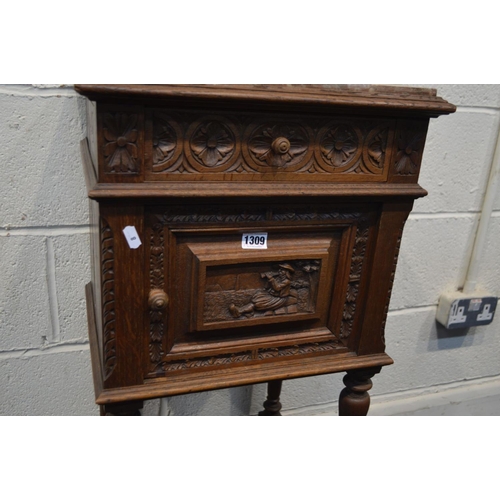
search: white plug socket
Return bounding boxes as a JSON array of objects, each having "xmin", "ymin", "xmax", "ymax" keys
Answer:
[{"xmin": 436, "ymin": 290, "xmax": 498, "ymax": 330}]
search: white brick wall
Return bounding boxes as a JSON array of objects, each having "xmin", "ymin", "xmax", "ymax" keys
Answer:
[
  {"xmin": 1, "ymin": 84, "xmax": 499, "ymax": 416},
  {"xmin": 0, "ymin": 85, "xmax": 96, "ymax": 415}
]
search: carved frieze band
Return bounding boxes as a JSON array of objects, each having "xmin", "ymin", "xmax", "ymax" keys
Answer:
[
  {"xmin": 149, "ymin": 223, "xmax": 165, "ymax": 364},
  {"xmin": 103, "ymin": 111, "xmax": 429, "ymax": 178},
  {"xmin": 158, "ymin": 210, "xmax": 267, "ymax": 225},
  {"xmin": 100, "ymin": 218, "xmax": 117, "ymax": 379},
  {"xmin": 159, "ymin": 341, "xmax": 343, "ymax": 373},
  {"xmin": 157, "ymin": 206, "xmax": 361, "ymax": 225},
  {"xmin": 148, "ymin": 113, "xmax": 393, "ymax": 176}
]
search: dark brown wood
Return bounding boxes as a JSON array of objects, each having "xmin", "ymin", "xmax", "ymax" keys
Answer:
[
  {"xmin": 338, "ymin": 368, "xmax": 381, "ymax": 416},
  {"xmin": 87, "ymin": 182, "xmax": 429, "ymax": 200},
  {"xmin": 76, "ymin": 84, "xmax": 455, "ymax": 416},
  {"xmin": 95, "ymin": 352, "xmax": 394, "ymax": 405},
  {"xmin": 356, "ymin": 201, "xmax": 414, "ymax": 355},
  {"xmin": 259, "ymin": 380, "xmax": 283, "ymax": 416},
  {"xmin": 74, "ymin": 84, "xmax": 456, "ymax": 116}
]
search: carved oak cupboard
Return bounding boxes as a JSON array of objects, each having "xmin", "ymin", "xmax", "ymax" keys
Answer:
[{"xmin": 75, "ymin": 84, "xmax": 455, "ymax": 416}]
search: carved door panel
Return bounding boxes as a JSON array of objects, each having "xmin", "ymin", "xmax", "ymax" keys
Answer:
[{"xmin": 145, "ymin": 203, "xmax": 376, "ymax": 379}]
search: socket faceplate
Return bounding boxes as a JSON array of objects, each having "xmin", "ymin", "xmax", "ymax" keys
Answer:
[{"xmin": 437, "ymin": 292, "xmax": 498, "ymax": 329}]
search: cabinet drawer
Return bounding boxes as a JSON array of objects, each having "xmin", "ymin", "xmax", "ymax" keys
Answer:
[
  {"xmin": 95, "ymin": 103, "xmax": 430, "ymax": 185},
  {"xmin": 146, "ymin": 110, "xmax": 396, "ymax": 182}
]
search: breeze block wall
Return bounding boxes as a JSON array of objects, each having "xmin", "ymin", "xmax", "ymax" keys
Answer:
[{"xmin": 1, "ymin": 84, "xmax": 499, "ymax": 416}]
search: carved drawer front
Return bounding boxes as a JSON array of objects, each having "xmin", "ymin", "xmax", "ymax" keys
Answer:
[
  {"xmin": 146, "ymin": 110, "xmax": 396, "ymax": 182},
  {"xmin": 145, "ymin": 204, "xmax": 375, "ymax": 378},
  {"xmin": 94, "ymin": 104, "xmax": 436, "ymax": 184}
]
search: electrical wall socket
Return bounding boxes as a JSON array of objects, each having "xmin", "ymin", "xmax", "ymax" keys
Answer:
[{"xmin": 436, "ymin": 290, "xmax": 498, "ymax": 330}]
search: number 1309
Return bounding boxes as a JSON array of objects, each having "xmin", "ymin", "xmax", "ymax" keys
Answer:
[{"xmin": 242, "ymin": 233, "xmax": 268, "ymax": 249}]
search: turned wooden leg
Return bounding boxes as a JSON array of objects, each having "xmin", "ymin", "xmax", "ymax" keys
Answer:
[
  {"xmin": 100, "ymin": 400, "xmax": 143, "ymax": 416},
  {"xmin": 338, "ymin": 368, "xmax": 381, "ymax": 416},
  {"xmin": 258, "ymin": 380, "xmax": 283, "ymax": 416}
]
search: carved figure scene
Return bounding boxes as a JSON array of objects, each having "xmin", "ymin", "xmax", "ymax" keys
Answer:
[{"xmin": 203, "ymin": 260, "xmax": 320, "ymax": 324}]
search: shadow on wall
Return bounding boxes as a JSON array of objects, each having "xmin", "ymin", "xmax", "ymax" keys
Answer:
[
  {"xmin": 162, "ymin": 385, "xmax": 254, "ymax": 416},
  {"xmin": 432, "ymin": 321, "xmax": 486, "ymax": 350}
]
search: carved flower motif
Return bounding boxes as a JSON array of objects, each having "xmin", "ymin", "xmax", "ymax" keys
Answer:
[
  {"xmin": 190, "ymin": 121, "xmax": 235, "ymax": 167},
  {"xmin": 320, "ymin": 125, "xmax": 359, "ymax": 168},
  {"xmin": 367, "ymin": 129, "xmax": 387, "ymax": 167},
  {"xmin": 153, "ymin": 122, "xmax": 177, "ymax": 166},
  {"xmin": 249, "ymin": 125, "xmax": 308, "ymax": 167},
  {"xmin": 103, "ymin": 113, "xmax": 139, "ymax": 173},
  {"xmin": 395, "ymin": 132, "xmax": 424, "ymax": 175}
]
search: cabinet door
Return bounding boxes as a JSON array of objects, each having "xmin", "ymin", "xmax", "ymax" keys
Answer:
[{"xmin": 144, "ymin": 203, "xmax": 377, "ymax": 379}]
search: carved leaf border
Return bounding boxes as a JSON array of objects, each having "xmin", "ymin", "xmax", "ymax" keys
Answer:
[
  {"xmin": 160, "ymin": 341, "xmax": 344, "ymax": 373},
  {"xmin": 339, "ymin": 221, "xmax": 370, "ymax": 341},
  {"xmin": 101, "ymin": 218, "xmax": 117, "ymax": 379},
  {"xmin": 149, "ymin": 223, "xmax": 166, "ymax": 364}
]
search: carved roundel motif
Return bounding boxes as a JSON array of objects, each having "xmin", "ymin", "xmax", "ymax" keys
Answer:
[
  {"xmin": 152, "ymin": 113, "xmax": 183, "ymax": 172},
  {"xmin": 243, "ymin": 122, "xmax": 313, "ymax": 171},
  {"xmin": 185, "ymin": 117, "xmax": 240, "ymax": 172},
  {"xmin": 315, "ymin": 123, "xmax": 362, "ymax": 172},
  {"xmin": 362, "ymin": 125, "xmax": 389, "ymax": 174}
]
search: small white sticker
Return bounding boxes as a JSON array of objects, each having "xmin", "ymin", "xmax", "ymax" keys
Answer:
[
  {"xmin": 242, "ymin": 233, "xmax": 268, "ymax": 249},
  {"xmin": 122, "ymin": 226, "xmax": 142, "ymax": 249}
]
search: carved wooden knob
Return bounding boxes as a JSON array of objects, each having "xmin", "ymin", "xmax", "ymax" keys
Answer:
[
  {"xmin": 271, "ymin": 137, "xmax": 291, "ymax": 155},
  {"xmin": 148, "ymin": 289, "xmax": 169, "ymax": 310}
]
